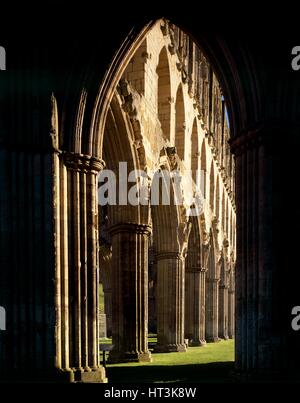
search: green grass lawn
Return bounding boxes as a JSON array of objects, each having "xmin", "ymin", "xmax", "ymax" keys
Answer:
[{"xmin": 106, "ymin": 340, "xmax": 235, "ymax": 383}]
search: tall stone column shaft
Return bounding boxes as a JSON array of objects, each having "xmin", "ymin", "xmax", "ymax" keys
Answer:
[
  {"xmin": 218, "ymin": 284, "xmax": 229, "ymax": 339},
  {"xmin": 155, "ymin": 252, "xmax": 186, "ymax": 352},
  {"xmin": 231, "ymin": 128, "xmax": 280, "ymax": 373},
  {"xmin": 0, "ymin": 149, "xmax": 57, "ymax": 380},
  {"xmin": 108, "ymin": 223, "xmax": 152, "ymax": 363},
  {"xmin": 228, "ymin": 288, "xmax": 235, "ymax": 339},
  {"xmin": 184, "ymin": 267, "xmax": 206, "ymax": 346},
  {"xmin": 205, "ymin": 278, "xmax": 220, "ymax": 342},
  {"xmin": 103, "ymin": 289, "xmax": 112, "ymax": 337},
  {"xmin": 199, "ymin": 268, "xmax": 207, "ymax": 343},
  {"xmin": 54, "ymin": 152, "xmax": 107, "ymax": 382}
]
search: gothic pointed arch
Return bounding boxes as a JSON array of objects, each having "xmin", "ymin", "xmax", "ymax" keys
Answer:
[
  {"xmin": 191, "ymin": 118, "xmax": 199, "ymax": 184},
  {"xmin": 157, "ymin": 46, "xmax": 171, "ymax": 140},
  {"xmin": 215, "ymin": 175, "xmax": 220, "ymax": 219},
  {"xmin": 200, "ymin": 139, "xmax": 207, "ymax": 198},
  {"xmin": 209, "ymin": 161, "xmax": 215, "ymax": 211},
  {"xmin": 175, "ymin": 84, "xmax": 185, "ymax": 161}
]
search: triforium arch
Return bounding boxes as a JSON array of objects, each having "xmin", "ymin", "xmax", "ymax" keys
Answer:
[
  {"xmin": 209, "ymin": 161, "xmax": 215, "ymax": 211},
  {"xmin": 190, "ymin": 118, "xmax": 199, "ymax": 184},
  {"xmin": 157, "ymin": 46, "xmax": 172, "ymax": 141},
  {"xmin": 200, "ymin": 139, "xmax": 207, "ymax": 198},
  {"xmin": 174, "ymin": 84, "xmax": 185, "ymax": 161}
]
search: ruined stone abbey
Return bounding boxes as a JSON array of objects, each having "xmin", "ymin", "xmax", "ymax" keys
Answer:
[
  {"xmin": 99, "ymin": 20, "xmax": 236, "ymax": 364},
  {"xmin": 1, "ymin": 13, "xmax": 299, "ymax": 383}
]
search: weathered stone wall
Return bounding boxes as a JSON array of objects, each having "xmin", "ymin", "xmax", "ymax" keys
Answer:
[{"xmin": 120, "ymin": 19, "xmax": 236, "ymax": 263}]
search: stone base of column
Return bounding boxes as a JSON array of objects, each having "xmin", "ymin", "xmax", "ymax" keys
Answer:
[
  {"xmin": 219, "ymin": 335, "xmax": 229, "ymax": 340},
  {"xmin": 73, "ymin": 368, "xmax": 108, "ymax": 383},
  {"xmin": 154, "ymin": 344, "xmax": 187, "ymax": 353},
  {"xmin": 108, "ymin": 350, "xmax": 152, "ymax": 363},
  {"xmin": 0, "ymin": 367, "xmax": 108, "ymax": 383},
  {"xmin": 188, "ymin": 339, "xmax": 206, "ymax": 347},
  {"xmin": 206, "ymin": 336, "xmax": 221, "ymax": 343}
]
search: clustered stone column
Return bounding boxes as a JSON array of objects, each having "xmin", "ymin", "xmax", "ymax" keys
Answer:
[
  {"xmin": 205, "ymin": 277, "xmax": 220, "ymax": 342},
  {"xmin": 99, "ymin": 244, "xmax": 113, "ymax": 337},
  {"xmin": 218, "ymin": 271, "xmax": 229, "ymax": 340},
  {"xmin": 54, "ymin": 152, "xmax": 107, "ymax": 383},
  {"xmin": 155, "ymin": 252, "xmax": 187, "ymax": 352},
  {"xmin": 108, "ymin": 223, "xmax": 152, "ymax": 363},
  {"xmin": 103, "ymin": 289, "xmax": 112, "ymax": 338},
  {"xmin": 230, "ymin": 128, "xmax": 279, "ymax": 373},
  {"xmin": 199, "ymin": 267, "xmax": 207, "ymax": 343},
  {"xmin": 184, "ymin": 264, "xmax": 206, "ymax": 346},
  {"xmin": 228, "ymin": 269, "xmax": 235, "ymax": 339},
  {"xmin": 0, "ymin": 149, "xmax": 58, "ymax": 381}
]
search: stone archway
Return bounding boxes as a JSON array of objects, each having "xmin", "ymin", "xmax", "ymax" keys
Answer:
[
  {"xmin": 151, "ymin": 152, "xmax": 191, "ymax": 353},
  {"xmin": 174, "ymin": 85, "xmax": 185, "ymax": 161},
  {"xmin": 157, "ymin": 47, "xmax": 172, "ymax": 141},
  {"xmin": 100, "ymin": 94, "xmax": 152, "ymax": 363},
  {"xmin": 3, "ymin": 14, "xmax": 298, "ymax": 383}
]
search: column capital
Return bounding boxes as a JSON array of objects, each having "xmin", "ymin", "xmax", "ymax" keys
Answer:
[
  {"xmin": 156, "ymin": 251, "xmax": 183, "ymax": 261},
  {"xmin": 186, "ymin": 266, "xmax": 202, "ymax": 273},
  {"xmin": 206, "ymin": 278, "xmax": 220, "ymax": 284},
  {"xmin": 62, "ymin": 151, "xmax": 105, "ymax": 173},
  {"xmin": 108, "ymin": 222, "xmax": 152, "ymax": 236},
  {"xmin": 229, "ymin": 124, "xmax": 277, "ymax": 156}
]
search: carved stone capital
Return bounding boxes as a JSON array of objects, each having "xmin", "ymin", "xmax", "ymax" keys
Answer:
[
  {"xmin": 166, "ymin": 146, "xmax": 180, "ymax": 170},
  {"xmin": 156, "ymin": 251, "xmax": 183, "ymax": 261},
  {"xmin": 229, "ymin": 124, "xmax": 280, "ymax": 156},
  {"xmin": 219, "ymin": 284, "xmax": 229, "ymax": 290},
  {"xmin": 206, "ymin": 278, "xmax": 220, "ymax": 284},
  {"xmin": 108, "ymin": 222, "xmax": 152, "ymax": 236},
  {"xmin": 160, "ymin": 19, "xmax": 169, "ymax": 36},
  {"xmin": 223, "ymin": 237, "xmax": 229, "ymax": 247},
  {"xmin": 63, "ymin": 152, "xmax": 105, "ymax": 173},
  {"xmin": 186, "ymin": 266, "xmax": 202, "ymax": 273},
  {"xmin": 201, "ymin": 242, "xmax": 211, "ymax": 268},
  {"xmin": 99, "ymin": 243, "xmax": 112, "ymax": 261}
]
